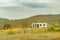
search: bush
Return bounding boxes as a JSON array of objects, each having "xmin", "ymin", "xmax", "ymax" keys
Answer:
[
  {"xmin": 6, "ymin": 28, "xmax": 23, "ymax": 34},
  {"xmin": 3, "ymin": 24, "xmax": 11, "ymax": 29},
  {"xmin": 48, "ymin": 26, "xmax": 54, "ymax": 31},
  {"xmin": 7, "ymin": 30, "xmax": 15, "ymax": 35},
  {"xmin": 54, "ymin": 28, "xmax": 60, "ymax": 32}
]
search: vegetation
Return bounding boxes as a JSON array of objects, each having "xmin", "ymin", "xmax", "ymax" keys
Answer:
[
  {"xmin": 0, "ymin": 15, "xmax": 60, "ymax": 30},
  {"xmin": 3, "ymin": 24, "xmax": 11, "ymax": 29}
]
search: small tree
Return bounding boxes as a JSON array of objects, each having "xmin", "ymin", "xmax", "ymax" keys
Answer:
[{"xmin": 3, "ymin": 24, "xmax": 11, "ymax": 29}]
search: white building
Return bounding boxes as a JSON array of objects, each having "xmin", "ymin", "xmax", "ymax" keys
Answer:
[{"xmin": 32, "ymin": 23, "xmax": 47, "ymax": 28}]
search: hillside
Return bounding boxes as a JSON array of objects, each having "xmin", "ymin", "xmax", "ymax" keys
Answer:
[
  {"xmin": 0, "ymin": 14, "xmax": 60, "ymax": 29},
  {"xmin": 14, "ymin": 15, "xmax": 60, "ymax": 28}
]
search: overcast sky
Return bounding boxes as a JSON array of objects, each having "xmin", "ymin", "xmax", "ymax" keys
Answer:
[{"xmin": 0, "ymin": 0, "xmax": 60, "ymax": 19}]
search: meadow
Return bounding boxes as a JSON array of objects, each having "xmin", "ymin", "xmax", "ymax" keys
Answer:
[{"xmin": 0, "ymin": 28, "xmax": 60, "ymax": 40}]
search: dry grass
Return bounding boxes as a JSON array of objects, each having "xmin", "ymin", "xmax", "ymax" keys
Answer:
[
  {"xmin": 51, "ymin": 38, "xmax": 60, "ymax": 40},
  {"xmin": 0, "ymin": 28, "xmax": 60, "ymax": 40},
  {"xmin": 0, "ymin": 28, "xmax": 60, "ymax": 34}
]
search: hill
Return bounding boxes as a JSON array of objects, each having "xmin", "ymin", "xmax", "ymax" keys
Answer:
[{"xmin": 0, "ymin": 14, "xmax": 60, "ymax": 29}]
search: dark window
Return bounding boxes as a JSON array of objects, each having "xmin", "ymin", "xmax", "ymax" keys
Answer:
[
  {"xmin": 33, "ymin": 24, "xmax": 34, "ymax": 27},
  {"xmin": 40, "ymin": 24, "xmax": 42, "ymax": 26},
  {"xmin": 43, "ymin": 24, "xmax": 45, "ymax": 26},
  {"xmin": 35, "ymin": 24, "xmax": 37, "ymax": 28},
  {"xmin": 37, "ymin": 24, "xmax": 39, "ymax": 28}
]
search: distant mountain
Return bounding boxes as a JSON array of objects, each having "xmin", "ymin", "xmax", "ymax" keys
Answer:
[{"xmin": 0, "ymin": 18, "xmax": 9, "ymax": 21}]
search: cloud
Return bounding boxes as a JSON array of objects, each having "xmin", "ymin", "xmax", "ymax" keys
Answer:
[
  {"xmin": 0, "ymin": 0, "xmax": 22, "ymax": 7},
  {"xmin": 22, "ymin": 2, "xmax": 49, "ymax": 8},
  {"xmin": 0, "ymin": 0, "xmax": 60, "ymax": 19},
  {"xmin": 20, "ymin": 0, "xmax": 60, "ymax": 9},
  {"xmin": 0, "ymin": 0, "xmax": 59, "ymax": 8},
  {"xmin": 20, "ymin": 0, "xmax": 52, "ymax": 3}
]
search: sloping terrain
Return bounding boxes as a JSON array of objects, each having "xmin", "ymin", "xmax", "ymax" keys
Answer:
[{"xmin": 0, "ymin": 14, "xmax": 60, "ymax": 29}]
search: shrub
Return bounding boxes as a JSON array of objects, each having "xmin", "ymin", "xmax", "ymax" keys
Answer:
[
  {"xmin": 6, "ymin": 28, "xmax": 23, "ymax": 34},
  {"xmin": 7, "ymin": 30, "xmax": 15, "ymax": 35},
  {"xmin": 48, "ymin": 26, "xmax": 54, "ymax": 31},
  {"xmin": 3, "ymin": 24, "xmax": 11, "ymax": 29},
  {"xmin": 54, "ymin": 28, "xmax": 60, "ymax": 32}
]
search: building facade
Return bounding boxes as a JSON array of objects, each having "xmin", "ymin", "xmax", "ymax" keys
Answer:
[{"xmin": 32, "ymin": 23, "xmax": 47, "ymax": 28}]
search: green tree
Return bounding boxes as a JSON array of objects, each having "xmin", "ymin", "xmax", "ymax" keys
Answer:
[{"xmin": 3, "ymin": 24, "xmax": 11, "ymax": 29}]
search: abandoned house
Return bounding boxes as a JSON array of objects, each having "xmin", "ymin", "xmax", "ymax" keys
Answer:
[{"xmin": 32, "ymin": 23, "xmax": 47, "ymax": 28}]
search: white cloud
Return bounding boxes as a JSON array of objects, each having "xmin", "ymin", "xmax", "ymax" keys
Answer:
[
  {"xmin": 0, "ymin": 0, "xmax": 60, "ymax": 19},
  {"xmin": 0, "ymin": 0, "xmax": 22, "ymax": 7},
  {"xmin": 0, "ymin": 0, "xmax": 56, "ymax": 7},
  {"xmin": 20, "ymin": 0, "xmax": 52, "ymax": 3},
  {"xmin": 0, "ymin": 0, "xmax": 59, "ymax": 7}
]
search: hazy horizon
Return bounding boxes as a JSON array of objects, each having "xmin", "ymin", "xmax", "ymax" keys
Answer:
[{"xmin": 0, "ymin": 0, "xmax": 60, "ymax": 19}]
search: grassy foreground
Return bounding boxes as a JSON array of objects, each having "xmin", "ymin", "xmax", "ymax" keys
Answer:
[{"xmin": 0, "ymin": 28, "xmax": 60, "ymax": 40}]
